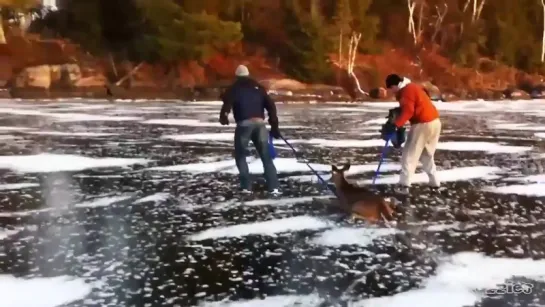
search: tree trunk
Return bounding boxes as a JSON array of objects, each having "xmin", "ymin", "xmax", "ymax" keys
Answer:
[
  {"xmin": 108, "ymin": 53, "xmax": 118, "ymax": 79},
  {"xmin": 337, "ymin": 29, "xmax": 343, "ymax": 84},
  {"xmin": 542, "ymin": 0, "xmax": 545, "ymax": 62},
  {"xmin": 310, "ymin": 0, "xmax": 320, "ymax": 21},
  {"xmin": 0, "ymin": 15, "xmax": 6, "ymax": 44}
]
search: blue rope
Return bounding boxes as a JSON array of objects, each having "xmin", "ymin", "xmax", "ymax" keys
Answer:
[
  {"xmin": 279, "ymin": 135, "xmax": 339, "ymax": 198},
  {"xmin": 278, "ymin": 133, "xmax": 393, "ymax": 197},
  {"xmin": 372, "ymin": 134, "xmax": 393, "ymax": 185}
]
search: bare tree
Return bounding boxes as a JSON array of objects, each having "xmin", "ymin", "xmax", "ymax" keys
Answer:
[
  {"xmin": 431, "ymin": 3, "xmax": 448, "ymax": 43},
  {"xmin": 407, "ymin": 0, "xmax": 417, "ymax": 43},
  {"xmin": 541, "ymin": 0, "xmax": 545, "ymax": 62},
  {"xmin": 463, "ymin": 0, "xmax": 485, "ymax": 23},
  {"xmin": 346, "ymin": 32, "xmax": 367, "ymax": 96},
  {"xmin": 0, "ymin": 15, "xmax": 5, "ymax": 44},
  {"xmin": 407, "ymin": 0, "xmax": 426, "ymax": 45}
]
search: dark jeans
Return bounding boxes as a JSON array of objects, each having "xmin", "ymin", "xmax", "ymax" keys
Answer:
[{"xmin": 234, "ymin": 122, "xmax": 279, "ymax": 191}]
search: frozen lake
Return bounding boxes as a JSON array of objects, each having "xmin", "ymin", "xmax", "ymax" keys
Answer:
[{"xmin": 0, "ymin": 99, "xmax": 544, "ymax": 306}]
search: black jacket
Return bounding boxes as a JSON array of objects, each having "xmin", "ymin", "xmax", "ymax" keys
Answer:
[{"xmin": 220, "ymin": 77, "xmax": 278, "ymax": 128}]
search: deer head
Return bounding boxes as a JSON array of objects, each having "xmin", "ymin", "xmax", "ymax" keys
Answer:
[{"xmin": 331, "ymin": 162, "xmax": 351, "ymax": 186}]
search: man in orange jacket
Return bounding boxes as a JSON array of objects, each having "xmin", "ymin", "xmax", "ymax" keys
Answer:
[{"xmin": 383, "ymin": 74, "xmax": 441, "ymax": 195}]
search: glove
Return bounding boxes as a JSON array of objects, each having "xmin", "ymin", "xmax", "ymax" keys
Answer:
[
  {"xmin": 269, "ymin": 120, "xmax": 281, "ymax": 139},
  {"xmin": 219, "ymin": 114, "xmax": 229, "ymax": 125},
  {"xmin": 391, "ymin": 127, "xmax": 406, "ymax": 148},
  {"xmin": 270, "ymin": 126, "xmax": 281, "ymax": 139}
]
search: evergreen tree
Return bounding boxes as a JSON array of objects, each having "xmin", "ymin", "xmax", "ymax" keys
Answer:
[{"xmin": 281, "ymin": 0, "xmax": 332, "ymax": 83}]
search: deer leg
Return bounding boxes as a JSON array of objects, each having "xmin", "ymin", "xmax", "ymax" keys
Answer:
[{"xmin": 380, "ymin": 200, "xmax": 395, "ymax": 221}]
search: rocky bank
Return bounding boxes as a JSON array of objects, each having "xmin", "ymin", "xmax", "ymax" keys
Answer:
[{"xmin": 2, "ymin": 34, "xmax": 545, "ymax": 102}]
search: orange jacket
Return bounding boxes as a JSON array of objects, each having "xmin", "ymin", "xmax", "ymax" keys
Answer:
[{"xmin": 394, "ymin": 83, "xmax": 439, "ymax": 128}]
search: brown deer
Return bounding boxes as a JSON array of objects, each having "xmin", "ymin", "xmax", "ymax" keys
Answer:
[{"xmin": 331, "ymin": 162, "xmax": 396, "ymax": 223}]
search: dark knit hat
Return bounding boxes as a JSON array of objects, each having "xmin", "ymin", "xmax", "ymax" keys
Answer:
[{"xmin": 385, "ymin": 74, "xmax": 403, "ymax": 89}]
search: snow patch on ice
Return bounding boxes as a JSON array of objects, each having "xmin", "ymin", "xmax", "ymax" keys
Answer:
[
  {"xmin": 492, "ymin": 123, "xmax": 545, "ymax": 131},
  {"xmin": 0, "ymin": 126, "xmax": 33, "ymax": 131},
  {"xmin": 484, "ymin": 173, "xmax": 545, "ymax": 196},
  {"xmin": 0, "ymin": 182, "xmax": 39, "ymax": 190},
  {"xmin": 0, "ymin": 275, "xmax": 92, "ymax": 307},
  {"xmin": 0, "ymin": 153, "xmax": 150, "ymax": 173},
  {"xmin": 23, "ymin": 131, "xmax": 118, "ymax": 137},
  {"xmin": 308, "ymin": 138, "xmax": 385, "ymax": 148},
  {"xmin": 437, "ymin": 141, "xmax": 531, "ymax": 154},
  {"xmin": 187, "ymin": 216, "xmax": 333, "ymax": 241},
  {"xmin": 48, "ymin": 112, "xmax": 142, "ymax": 122},
  {"xmin": 0, "ymin": 208, "xmax": 50, "ymax": 218},
  {"xmin": 362, "ymin": 166, "xmax": 502, "ymax": 185},
  {"xmin": 311, "ymin": 227, "xmax": 398, "ymax": 247},
  {"xmin": 484, "ymin": 183, "xmax": 545, "ymax": 197},
  {"xmin": 0, "ymin": 227, "xmax": 23, "ymax": 240},
  {"xmin": 134, "ymin": 193, "xmax": 171, "ymax": 204},
  {"xmin": 143, "ymin": 118, "xmax": 305, "ymax": 129},
  {"xmin": 0, "ymin": 108, "xmax": 142, "ymax": 122},
  {"xmin": 74, "ymin": 194, "xmax": 135, "ymax": 208},
  {"xmin": 147, "ymin": 157, "xmax": 400, "ymax": 176}
]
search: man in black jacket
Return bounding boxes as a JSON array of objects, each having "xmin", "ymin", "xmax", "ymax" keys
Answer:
[{"xmin": 219, "ymin": 65, "xmax": 281, "ymax": 196}]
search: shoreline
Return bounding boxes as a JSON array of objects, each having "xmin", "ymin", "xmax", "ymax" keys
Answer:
[{"xmin": 1, "ymin": 86, "xmax": 542, "ymax": 103}]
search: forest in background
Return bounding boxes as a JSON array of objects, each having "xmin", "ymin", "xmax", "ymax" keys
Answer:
[{"xmin": 0, "ymin": 0, "xmax": 545, "ymax": 97}]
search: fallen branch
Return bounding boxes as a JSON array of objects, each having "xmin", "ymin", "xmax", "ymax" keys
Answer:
[{"xmin": 115, "ymin": 62, "xmax": 143, "ymax": 87}]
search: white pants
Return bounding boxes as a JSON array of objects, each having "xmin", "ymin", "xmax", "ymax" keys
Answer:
[{"xmin": 399, "ymin": 118, "xmax": 441, "ymax": 187}]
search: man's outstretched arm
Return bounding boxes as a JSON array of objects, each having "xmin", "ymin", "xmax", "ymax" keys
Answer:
[{"xmin": 219, "ymin": 89, "xmax": 233, "ymax": 117}]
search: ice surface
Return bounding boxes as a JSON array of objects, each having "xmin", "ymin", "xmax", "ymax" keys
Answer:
[
  {"xmin": 0, "ymin": 227, "xmax": 23, "ymax": 240},
  {"xmin": 187, "ymin": 216, "xmax": 333, "ymax": 241},
  {"xmin": 143, "ymin": 118, "xmax": 225, "ymax": 127},
  {"xmin": 48, "ymin": 112, "xmax": 142, "ymax": 122},
  {"xmin": 163, "ymin": 133, "xmax": 234, "ymax": 142},
  {"xmin": 23, "ymin": 131, "xmax": 118, "ymax": 137},
  {"xmin": 0, "ymin": 275, "xmax": 92, "ymax": 307},
  {"xmin": 308, "ymin": 138, "xmax": 385, "ymax": 147},
  {"xmin": 161, "ymin": 134, "xmax": 528, "ymax": 153},
  {"xmin": 202, "ymin": 252, "xmax": 545, "ymax": 307},
  {"xmin": 199, "ymin": 294, "xmax": 322, "ymax": 307},
  {"xmin": 311, "ymin": 227, "xmax": 398, "ymax": 247},
  {"xmin": 361, "ymin": 166, "xmax": 502, "ymax": 185},
  {"xmin": 147, "ymin": 157, "xmax": 401, "ymax": 176},
  {"xmin": 355, "ymin": 252, "xmax": 545, "ymax": 307},
  {"xmin": 0, "ymin": 182, "xmax": 39, "ymax": 190},
  {"xmin": 0, "ymin": 126, "xmax": 33, "ymax": 131},
  {"xmin": 74, "ymin": 194, "xmax": 135, "ymax": 208},
  {"xmin": 492, "ymin": 123, "xmax": 545, "ymax": 131},
  {"xmin": 483, "ymin": 183, "xmax": 545, "ymax": 197},
  {"xmin": 484, "ymin": 174, "xmax": 545, "ymax": 196},
  {"xmin": 162, "ymin": 133, "xmax": 308, "ymax": 144},
  {"xmin": 143, "ymin": 118, "xmax": 305, "ymax": 129},
  {"xmin": 436, "ymin": 142, "xmax": 531, "ymax": 153},
  {"xmin": 0, "ymin": 153, "xmax": 150, "ymax": 173},
  {"xmin": 535, "ymin": 132, "xmax": 545, "ymax": 138},
  {"xmin": 213, "ymin": 195, "xmax": 332, "ymax": 210},
  {"xmin": 0, "ymin": 208, "xmax": 50, "ymax": 218},
  {"xmin": 134, "ymin": 192, "xmax": 171, "ymax": 204},
  {"xmin": 0, "ymin": 108, "xmax": 142, "ymax": 122}
]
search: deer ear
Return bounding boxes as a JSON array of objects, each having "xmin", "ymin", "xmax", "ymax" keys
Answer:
[
  {"xmin": 331, "ymin": 165, "xmax": 337, "ymax": 172},
  {"xmin": 343, "ymin": 162, "xmax": 351, "ymax": 171}
]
